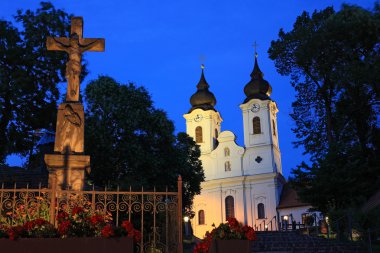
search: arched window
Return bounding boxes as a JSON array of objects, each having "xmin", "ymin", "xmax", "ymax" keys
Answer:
[
  {"xmin": 225, "ymin": 161, "xmax": 231, "ymax": 171},
  {"xmin": 214, "ymin": 129, "xmax": 219, "ymax": 147},
  {"xmin": 257, "ymin": 203, "xmax": 265, "ymax": 219},
  {"xmin": 195, "ymin": 126, "xmax": 203, "ymax": 143},
  {"xmin": 272, "ymin": 119, "xmax": 276, "ymax": 136},
  {"xmin": 225, "ymin": 196, "xmax": 235, "ymax": 219},
  {"xmin": 253, "ymin": 117, "xmax": 261, "ymax": 134},
  {"xmin": 224, "ymin": 147, "xmax": 230, "ymax": 157},
  {"xmin": 198, "ymin": 210, "xmax": 205, "ymax": 225}
]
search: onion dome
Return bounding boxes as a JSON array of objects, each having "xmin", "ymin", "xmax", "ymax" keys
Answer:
[
  {"xmin": 243, "ymin": 53, "xmax": 272, "ymax": 103},
  {"xmin": 189, "ymin": 65, "xmax": 217, "ymax": 113}
]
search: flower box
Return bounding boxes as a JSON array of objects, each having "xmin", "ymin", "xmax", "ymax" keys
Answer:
[
  {"xmin": 0, "ymin": 237, "xmax": 133, "ymax": 253},
  {"xmin": 209, "ymin": 239, "xmax": 252, "ymax": 253}
]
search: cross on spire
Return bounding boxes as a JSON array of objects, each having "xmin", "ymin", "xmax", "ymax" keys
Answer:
[
  {"xmin": 252, "ymin": 41, "xmax": 259, "ymax": 58},
  {"xmin": 199, "ymin": 55, "xmax": 206, "ymax": 69}
]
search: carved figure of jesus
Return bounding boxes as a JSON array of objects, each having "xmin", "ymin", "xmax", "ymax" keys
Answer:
[{"xmin": 47, "ymin": 17, "xmax": 105, "ymax": 102}]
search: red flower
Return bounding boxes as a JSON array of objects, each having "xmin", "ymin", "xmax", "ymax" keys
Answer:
[
  {"xmin": 90, "ymin": 214, "xmax": 104, "ymax": 225},
  {"xmin": 57, "ymin": 211, "xmax": 69, "ymax": 221},
  {"xmin": 101, "ymin": 224, "xmax": 114, "ymax": 238},
  {"xmin": 34, "ymin": 218, "xmax": 47, "ymax": 226},
  {"xmin": 132, "ymin": 230, "xmax": 142, "ymax": 243},
  {"xmin": 8, "ymin": 226, "xmax": 24, "ymax": 240},
  {"xmin": 58, "ymin": 220, "xmax": 71, "ymax": 236},
  {"xmin": 23, "ymin": 220, "xmax": 35, "ymax": 231},
  {"xmin": 71, "ymin": 206, "xmax": 84, "ymax": 216},
  {"xmin": 245, "ymin": 228, "xmax": 257, "ymax": 241},
  {"xmin": 242, "ymin": 225, "xmax": 250, "ymax": 232},
  {"xmin": 227, "ymin": 217, "xmax": 239, "ymax": 229},
  {"xmin": 121, "ymin": 220, "xmax": 134, "ymax": 233}
]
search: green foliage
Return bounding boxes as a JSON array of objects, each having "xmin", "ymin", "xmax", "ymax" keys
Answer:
[
  {"xmin": 269, "ymin": 3, "xmax": 380, "ymax": 213},
  {"xmin": 84, "ymin": 76, "xmax": 204, "ymax": 210},
  {"xmin": 0, "ymin": 2, "xmax": 88, "ymax": 165}
]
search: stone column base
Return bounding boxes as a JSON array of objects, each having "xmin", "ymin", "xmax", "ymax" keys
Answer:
[{"xmin": 44, "ymin": 154, "xmax": 90, "ymax": 190}]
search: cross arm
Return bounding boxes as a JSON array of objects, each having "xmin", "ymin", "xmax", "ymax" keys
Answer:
[
  {"xmin": 79, "ymin": 38, "xmax": 105, "ymax": 52},
  {"xmin": 46, "ymin": 37, "xmax": 70, "ymax": 51}
]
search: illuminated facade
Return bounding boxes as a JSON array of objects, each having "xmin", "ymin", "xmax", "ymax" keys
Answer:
[{"xmin": 184, "ymin": 54, "xmax": 310, "ymax": 238}]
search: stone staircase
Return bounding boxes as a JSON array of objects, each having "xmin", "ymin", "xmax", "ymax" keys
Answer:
[{"xmin": 253, "ymin": 231, "xmax": 367, "ymax": 253}]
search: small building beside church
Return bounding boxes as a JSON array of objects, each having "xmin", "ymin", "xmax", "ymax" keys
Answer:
[{"xmin": 183, "ymin": 52, "xmax": 316, "ymax": 238}]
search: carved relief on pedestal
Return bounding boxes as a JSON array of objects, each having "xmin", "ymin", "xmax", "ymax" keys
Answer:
[{"xmin": 54, "ymin": 103, "xmax": 84, "ymax": 154}]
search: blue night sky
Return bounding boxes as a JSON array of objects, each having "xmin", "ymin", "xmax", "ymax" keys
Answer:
[{"xmin": 2, "ymin": 0, "xmax": 375, "ymax": 178}]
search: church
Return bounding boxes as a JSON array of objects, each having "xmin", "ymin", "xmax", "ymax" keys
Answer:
[{"xmin": 183, "ymin": 52, "xmax": 315, "ymax": 238}]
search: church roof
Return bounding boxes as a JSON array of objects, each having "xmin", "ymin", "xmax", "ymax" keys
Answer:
[
  {"xmin": 243, "ymin": 53, "xmax": 272, "ymax": 103},
  {"xmin": 189, "ymin": 65, "xmax": 217, "ymax": 113},
  {"xmin": 277, "ymin": 183, "xmax": 310, "ymax": 209}
]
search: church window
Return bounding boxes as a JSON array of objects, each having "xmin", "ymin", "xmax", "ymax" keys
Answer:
[
  {"xmin": 225, "ymin": 161, "xmax": 231, "ymax": 171},
  {"xmin": 272, "ymin": 119, "xmax": 276, "ymax": 136},
  {"xmin": 198, "ymin": 210, "xmax": 205, "ymax": 225},
  {"xmin": 214, "ymin": 129, "xmax": 219, "ymax": 147},
  {"xmin": 225, "ymin": 196, "xmax": 235, "ymax": 219},
  {"xmin": 224, "ymin": 147, "xmax": 230, "ymax": 157},
  {"xmin": 195, "ymin": 126, "xmax": 203, "ymax": 143},
  {"xmin": 257, "ymin": 203, "xmax": 265, "ymax": 219},
  {"xmin": 253, "ymin": 117, "xmax": 261, "ymax": 134}
]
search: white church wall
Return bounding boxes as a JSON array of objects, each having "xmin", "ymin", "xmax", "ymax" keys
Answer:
[
  {"xmin": 199, "ymin": 155, "xmax": 216, "ymax": 180},
  {"xmin": 247, "ymin": 176, "xmax": 278, "ymax": 229},
  {"xmin": 211, "ymin": 131, "xmax": 244, "ymax": 180}
]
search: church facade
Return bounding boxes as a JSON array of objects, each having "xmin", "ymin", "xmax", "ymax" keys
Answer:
[{"xmin": 184, "ymin": 53, "xmax": 313, "ymax": 238}]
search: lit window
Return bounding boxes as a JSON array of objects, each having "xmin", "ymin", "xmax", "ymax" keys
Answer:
[
  {"xmin": 257, "ymin": 203, "xmax": 265, "ymax": 219},
  {"xmin": 195, "ymin": 126, "xmax": 203, "ymax": 143},
  {"xmin": 253, "ymin": 117, "xmax": 261, "ymax": 134},
  {"xmin": 225, "ymin": 161, "xmax": 231, "ymax": 171},
  {"xmin": 224, "ymin": 148, "xmax": 230, "ymax": 157},
  {"xmin": 198, "ymin": 210, "xmax": 205, "ymax": 225},
  {"xmin": 225, "ymin": 196, "xmax": 235, "ymax": 219}
]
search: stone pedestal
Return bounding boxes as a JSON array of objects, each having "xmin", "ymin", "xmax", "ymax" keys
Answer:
[{"xmin": 45, "ymin": 154, "xmax": 90, "ymax": 190}]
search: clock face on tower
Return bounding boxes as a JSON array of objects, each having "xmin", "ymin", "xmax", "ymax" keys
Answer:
[
  {"xmin": 251, "ymin": 103, "xmax": 260, "ymax": 112},
  {"xmin": 194, "ymin": 114, "xmax": 203, "ymax": 122}
]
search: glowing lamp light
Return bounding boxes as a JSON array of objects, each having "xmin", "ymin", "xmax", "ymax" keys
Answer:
[
  {"xmin": 284, "ymin": 215, "xmax": 288, "ymax": 221},
  {"xmin": 183, "ymin": 216, "xmax": 189, "ymax": 222}
]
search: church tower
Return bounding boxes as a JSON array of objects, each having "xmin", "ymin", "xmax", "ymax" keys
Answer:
[
  {"xmin": 239, "ymin": 53, "xmax": 282, "ymax": 175},
  {"xmin": 183, "ymin": 65, "xmax": 222, "ymax": 155}
]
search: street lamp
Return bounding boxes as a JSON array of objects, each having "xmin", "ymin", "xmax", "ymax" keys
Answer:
[
  {"xmin": 325, "ymin": 216, "xmax": 330, "ymax": 239},
  {"xmin": 284, "ymin": 215, "xmax": 289, "ymax": 231},
  {"xmin": 183, "ymin": 216, "xmax": 190, "ymax": 237}
]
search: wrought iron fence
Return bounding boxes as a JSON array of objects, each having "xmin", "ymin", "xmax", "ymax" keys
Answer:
[{"xmin": 0, "ymin": 176, "xmax": 183, "ymax": 253}]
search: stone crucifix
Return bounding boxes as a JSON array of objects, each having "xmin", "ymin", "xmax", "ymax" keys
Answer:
[{"xmin": 47, "ymin": 17, "xmax": 105, "ymax": 102}]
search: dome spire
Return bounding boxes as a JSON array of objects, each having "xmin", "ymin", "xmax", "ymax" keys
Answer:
[
  {"xmin": 243, "ymin": 46, "xmax": 272, "ymax": 103},
  {"xmin": 189, "ymin": 64, "xmax": 217, "ymax": 113},
  {"xmin": 197, "ymin": 64, "xmax": 209, "ymax": 89},
  {"xmin": 250, "ymin": 51, "xmax": 263, "ymax": 79}
]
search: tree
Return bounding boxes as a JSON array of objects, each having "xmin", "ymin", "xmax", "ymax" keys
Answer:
[
  {"xmin": 0, "ymin": 2, "xmax": 88, "ymax": 165},
  {"xmin": 268, "ymin": 4, "xmax": 380, "ymax": 213},
  {"xmin": 84, "ymin": 76, "xmax": 204, "ymax": 210}
]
